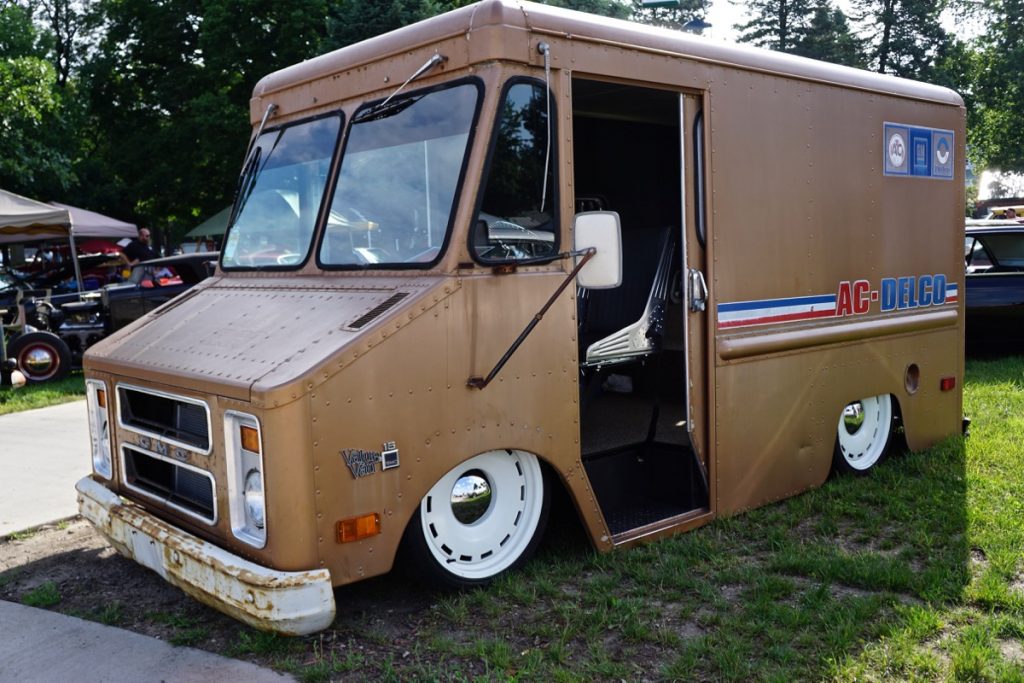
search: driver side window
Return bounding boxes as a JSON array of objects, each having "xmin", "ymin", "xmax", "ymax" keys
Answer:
[{"xmin": 472, "ymin": 80, "xmax": 557, "ymax": 263}]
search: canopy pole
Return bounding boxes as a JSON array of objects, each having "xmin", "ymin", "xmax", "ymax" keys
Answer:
[{"xmin": 68, "ymin": 225, "xmax": 84, "ymax": 299}]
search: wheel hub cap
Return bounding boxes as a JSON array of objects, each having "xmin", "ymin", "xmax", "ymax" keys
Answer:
[
  {"xmin": 24, "ymin": 347, "xmax": 55, "ymax": 373},
  {"xmin": 450, "ymin": 470, "xmax": 492, "ymax": 524},
  {"xmin": 842, "ymin": 401, "xmax": 865, "ymax": 435}
]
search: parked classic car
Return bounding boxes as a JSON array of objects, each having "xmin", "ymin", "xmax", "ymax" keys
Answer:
[
  {"xmin": 54, "ymin": 252, "xmax": 218, "ymax": 363},
  {"xmin": 5, "ymin": 252, "xmax": 217, "ymax": 382},
  {"xmin": 964, "ymin": 220, "xmax": 1024, "ymax": 348}
]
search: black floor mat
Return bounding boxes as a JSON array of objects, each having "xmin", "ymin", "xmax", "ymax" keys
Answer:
[{"xmin": 583, "ymin": 441, "xmax": 708, "ymax": 536}]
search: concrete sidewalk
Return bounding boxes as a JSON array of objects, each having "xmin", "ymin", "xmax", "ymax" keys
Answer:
[
  {"xmin": 0, "ymin": 401, "xmax": 297, "ymax": 682},
  {"xmin": 0, "ymin": 400, "xmax": 90, "ymax": 536},
  {"xmin": 0, "ymin": 600, "xmax": 296, "ymax": 682}
]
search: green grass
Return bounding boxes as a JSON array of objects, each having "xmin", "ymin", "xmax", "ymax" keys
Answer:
[
  {"xmin": 0, "ymin": 372, "xmax": 85, "ymax": 415},
  {"xmin": 22, "ymin": 581, "xmax": 60, "ymax": 608},
  {"xmin": 277, "ymin": 355, "xmax": 1024, "ymax": 681}
]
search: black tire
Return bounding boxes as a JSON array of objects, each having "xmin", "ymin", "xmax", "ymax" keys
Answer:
[
  {"xmin": 7, "ymin": 331, "xmax": 72, "ymax": 383},
  {"xmin": 401, "ymin": 449, "xmax": 551, "ymax": 590},
  {"xmin": 832, "ymin": 394, "xmax": 895, "ymax": 476}
]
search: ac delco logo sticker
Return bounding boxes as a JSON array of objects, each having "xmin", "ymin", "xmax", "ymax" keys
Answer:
[{"xmin": 717, "ymin": 274, "xmax": 958, "ymax": 330}]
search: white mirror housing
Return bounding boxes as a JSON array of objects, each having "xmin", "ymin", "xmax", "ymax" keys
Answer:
[{"xmin": 574, "ymin": 211, "xmax": 622, "ymax": 289}]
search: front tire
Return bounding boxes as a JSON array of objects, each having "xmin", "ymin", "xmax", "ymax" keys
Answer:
[
  {"xmin": 833, "ymin": 394, "xmax": 894, "ymax": 475},
  {"xmin": 403, "ymin": 449, "xmax": 550, "ymax": 589},
  {"xmin": 7, "ymin": 331, "xmax": 72, "ymax": 383}
]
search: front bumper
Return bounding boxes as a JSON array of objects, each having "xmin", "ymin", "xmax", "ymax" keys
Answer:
[{"xmin": 76, "ymin": 476, "xmax": 335, "ymax": 635}]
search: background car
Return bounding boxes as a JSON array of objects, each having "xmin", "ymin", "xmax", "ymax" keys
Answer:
[
  {"xmin": 11, "ymin": 252, "xmax": 219, "ymax": 379},
  {"xmin": 964, "ymin": 220, "xmax": 1024, "ymax": 350}
]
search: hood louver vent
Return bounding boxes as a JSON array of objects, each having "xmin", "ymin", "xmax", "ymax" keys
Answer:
[{"xmin": 347, "ymin": 292, "xmax": 409, "ymax": 330}]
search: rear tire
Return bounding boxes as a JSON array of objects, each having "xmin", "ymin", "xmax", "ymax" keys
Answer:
[
  {"xmin": 402, "ymin": 449, "xmax": 550, "ymax": 589},
  {"xmin": 833, "ymin": 394, "xmax": 894, "ymax": 475},
  {"xmin": 7, "ymin": 331, "xmax": 72, "ymax": 383}
]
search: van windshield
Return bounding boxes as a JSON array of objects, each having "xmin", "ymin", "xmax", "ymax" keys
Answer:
[
  {"xmin": 222, "ymin": 115, "xmax": 342, "ymax": 269},
  {"xmin": 318, "ymin": 81, "xmax": 480, "ymax": 267}
]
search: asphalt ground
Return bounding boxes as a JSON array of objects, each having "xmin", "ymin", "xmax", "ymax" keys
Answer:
[{"xmin": 0, "ymin": 400, "xmax": 297, "ymax": 683}]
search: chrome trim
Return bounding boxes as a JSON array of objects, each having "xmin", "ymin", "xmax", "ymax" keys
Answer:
[
  {"xmin": 115, "ymin": 382, "xmax": 213, "ymax": 456},
  {"xmin": 120, "ymin": 443, "xmax": 218, "ymax": 526}
]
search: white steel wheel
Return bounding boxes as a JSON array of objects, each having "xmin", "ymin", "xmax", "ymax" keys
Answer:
[
  {"xmin": 833, "ymin": 394, "xmax": 894, "ymax": 475},
  {"xmin": 407, "ymin": 449, "xmax": 549, "ymax": 588}
]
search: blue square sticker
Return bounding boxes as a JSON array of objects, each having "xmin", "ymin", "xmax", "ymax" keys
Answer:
[
  {"xmin": 910, "ymin": 129, "xmax": 931, "ymax": 176},
  {"xmin": 931, "ymin": 131, "xmax": 954, "ymax": 178}
]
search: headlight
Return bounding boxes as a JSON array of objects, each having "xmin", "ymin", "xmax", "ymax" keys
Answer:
[
  {"xmin": 224, "ymin": 411, "xmax": 266, "ymax": 547},
  {"xmin": 86, "ymin": 379, "xmax": 112, "ymax": 479},
  {"xmin": 243, "ymin": 469, "xmax": 265, "ymax": 530}
]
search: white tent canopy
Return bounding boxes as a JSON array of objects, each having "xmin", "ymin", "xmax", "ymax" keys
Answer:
[
  {"xmin": 50, "ymin": 202, "xmax": 136, "ymax": 241},
  {"xmin": 0, "ymin": 189, "xmax": 71, "ymax": 244}
]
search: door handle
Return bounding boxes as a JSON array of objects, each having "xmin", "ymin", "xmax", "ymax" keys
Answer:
[{"xmin": 689, "ymin": 268, "xmax": 708, "ymax": 313}]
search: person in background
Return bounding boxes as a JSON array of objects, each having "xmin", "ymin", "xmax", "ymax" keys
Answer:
[
  {"xmin": 121, "ymin": 227, "xmax": 158, "ymax": 266},
  {"xmin": 1005, "ymin": 208, "xmax": 1018, "ymax": 220}
]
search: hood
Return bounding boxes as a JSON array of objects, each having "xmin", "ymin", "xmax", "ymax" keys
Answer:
[{"xmin": 85, "ymin": 275, "xmax": 454, "ymax": 403}]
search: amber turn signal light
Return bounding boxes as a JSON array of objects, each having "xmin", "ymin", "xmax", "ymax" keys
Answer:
[
  {"xmin": 96, "ymin": 388, "xmax": 106, "ymax": 409},
  {"xmin": 337, "ymin": 513, "xmax": 381, "ymax": 543},
  {"xmin": 240, "ymin": 425, "xmax": 260, "ymax": 453}
]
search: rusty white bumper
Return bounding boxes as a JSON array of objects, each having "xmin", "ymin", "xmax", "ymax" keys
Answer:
[{"xmin": 76, "ymin": 476, "xmax": 336, "ymax": 635}]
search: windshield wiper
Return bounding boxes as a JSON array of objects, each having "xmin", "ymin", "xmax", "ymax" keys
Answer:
[
  {"xmin": 353, "ymin": 96, "xmax": 420, "ymax": 124},
  {"xmin": 353, "ymin": 53, "xmax": 447, "ymax": 123}
]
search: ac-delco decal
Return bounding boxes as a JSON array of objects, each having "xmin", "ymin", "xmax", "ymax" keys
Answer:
[
  {"xmin": 883, "ymin": 122, "xmax": 954, "ymax": 180},
  {"xmin": 717, "ymin": 274, "xmax": 957, "ymax": 330}
]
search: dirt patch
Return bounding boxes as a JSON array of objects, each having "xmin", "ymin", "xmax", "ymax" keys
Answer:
[
  {"xmin": 0, "ymin": 519, "xmax": 245, "ymax": 646},
  {"xmin": 0, "ymin": 519, "xmax": 445, "ymax": 677},
  {"xmin": 999, "ymin": 639, "xmax": 1024, "ymax": 664}
]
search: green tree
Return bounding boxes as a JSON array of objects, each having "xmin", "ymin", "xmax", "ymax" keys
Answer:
[
  {"xmin": 324, "ymin": 0, "xmax": 448, "ymax": 50},
  {"xmin": 736, "ymin": 0, "xmax": 817, "ymax": 53},
  {"xmin": 850, "ymin": 0, "xmax": 951, "ymax": 78},
  {"xmin": 0, "ymin": 56, "xmax": 73, "ymax": 193},
  {"xmin": 793, "ymin": 2, "xmax": 865, "ymax": 67},
  {"xmin": 969, "ymin": 0, "xmax": 1024, "ymax": 173},
  {"xmin": 23, "ymin": 0, "xmax": 94, "ymax": 87},
  {"xmin": 0, "ymin": 3, "xmax": 44, "ymax": 57},
  {"xmin": 629, "ymin": 0, "xmax": 708, "ymax": 30},
  {"xmin": 0, "ymin": 6, "xmax": 74, "ymax": 195},
  {"xmin": 81, "ymin": 0, "xmax": 326, "ymax": 240}
]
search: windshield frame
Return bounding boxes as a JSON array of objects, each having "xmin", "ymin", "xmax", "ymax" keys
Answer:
[
  {"xmin": 468, "ymin": 76, "xmax": 560, "ymax": 267},
  {"xmin": 314, "ymin": 75, "xmax": 485, "ymax": 272},
  {"xmin": 220, "ymin": 110, "xmax": 346, "ymax": 273}
]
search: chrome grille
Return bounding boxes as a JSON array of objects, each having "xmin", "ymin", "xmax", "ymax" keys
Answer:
[
  {"xmin": 122, "ymin": 445, "xmax": 215, "ymax": 523},
  {"xmin": 118, "ymin": 385, "xmax": 210, "ymax": 451}
]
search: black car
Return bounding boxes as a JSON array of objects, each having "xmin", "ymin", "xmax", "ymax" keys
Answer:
[
  {"xmin": 964, "ymin": 220, "xmax": 1024, "ymax": 348},
  {"xmin": 3, "ymin": 252, "xmax": 217, "ymax": 383}
]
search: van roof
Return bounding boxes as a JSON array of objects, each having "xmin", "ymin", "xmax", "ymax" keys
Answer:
[{"xmin": 253, "ymin": 0, "xmax": 963, "ymax": 111}]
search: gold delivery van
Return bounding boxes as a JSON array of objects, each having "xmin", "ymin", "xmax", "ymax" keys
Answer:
[{"xmin": 76, "ymin": 0, "xmax": 966, "ymax": 634}]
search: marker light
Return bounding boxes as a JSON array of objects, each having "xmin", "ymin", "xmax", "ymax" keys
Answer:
[
  {"xmin": 96, "ymin": 388, "xmax": 106, "ymax": 409},
  {"xmin": 240, "ymin": 425, "xmax": 260, "ymax": 453},
  {"xmin": 337, "ymin": 513, "xmax": 382, "ymax": 543},
  {"xmin": 940, "ymin": 376, "xmax": 957, "ymax": 392}
]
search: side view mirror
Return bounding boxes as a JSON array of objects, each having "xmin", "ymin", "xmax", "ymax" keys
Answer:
[{"xmin": 574, "ymin": 211, "xmax": 622, "ymax": 289}]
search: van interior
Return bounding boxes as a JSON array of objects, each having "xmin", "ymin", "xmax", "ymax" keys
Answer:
[{"xmin": 572, "ymin": 78, "xmax": 709, "ymax": 538}]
